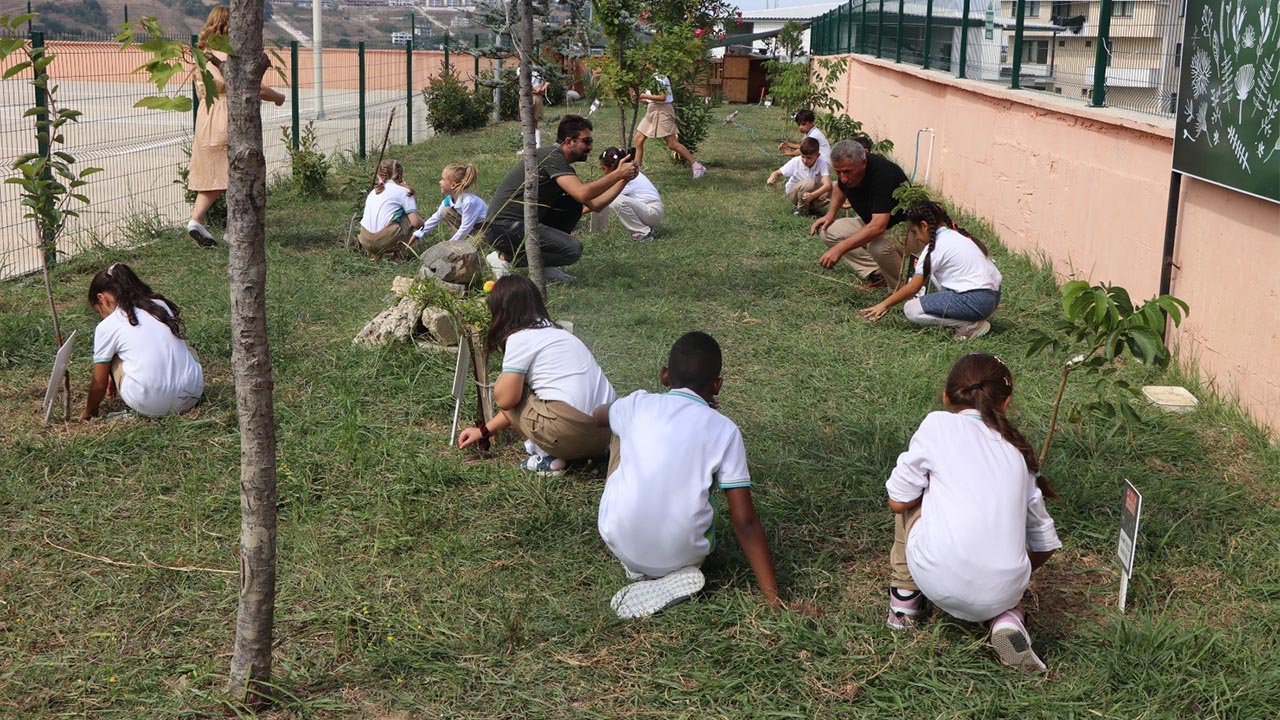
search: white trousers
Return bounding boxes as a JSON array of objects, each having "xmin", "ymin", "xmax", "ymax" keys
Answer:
[
  {"xmin": 610, "ymin": 195, "xmax": 664, "ymax": 235},
  {"xmin": 904, "ymin": 298, "xmax": 971, "ymax": 328}
]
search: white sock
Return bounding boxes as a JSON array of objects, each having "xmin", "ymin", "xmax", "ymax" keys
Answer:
[{"xmin": 534, "ymin": 128, "xmax": 541, "ymax": 148}]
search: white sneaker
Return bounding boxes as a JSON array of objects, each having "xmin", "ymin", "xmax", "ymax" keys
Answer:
[
  {"xmin": 990, "ymin": 608, "xmax": 1047, "ymax": 673},
  {"xmin": 187, "ymin": 220, "xmax": 217, "ymax": 248},
  {"xmin": 955, "ymin": 319, "xmax": 992, "ymax": 341},
  {"xmin": 610, "ymin": 566, "xmax": 705, "ymax": 619},
  {"xmin": 486, "ymin": 251, "xmax": 511, "ymax": 279},
  {"xmin": 691, "ymin": 162, "xmax": 706, "ymax": 180}
]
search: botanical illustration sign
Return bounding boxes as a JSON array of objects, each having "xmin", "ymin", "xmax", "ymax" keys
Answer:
[{"xmin": 1173, "ymin": 0, "xmax": 1279, "ymax": 204}]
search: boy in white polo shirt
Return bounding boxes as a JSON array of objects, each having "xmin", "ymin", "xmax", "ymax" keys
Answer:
[{"xmin": 592, "ymin": 332, "xmax": 785, "ymax": 618}]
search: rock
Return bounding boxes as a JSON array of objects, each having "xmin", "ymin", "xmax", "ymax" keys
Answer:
[
  {"xmin": 566, "ymin": 89, "xmax": 581, "ymax": 102},
  {"xmin": 420, "ymin": 307, "xmax": 460, "ymax": 346},
  {"xmin": 353, "ymin": 297, "xmax": 419, "ymax": 348},
  {"xmin": 417, "ymin": 240, "xmax": 480, "ymax": 285},
  {"xmin": 391, "ymin": 275, "xmax": 415, "ymax": 297},
  {"xmin": 435, "ymin": 279, "xmax": 468, "ymax": 297}
]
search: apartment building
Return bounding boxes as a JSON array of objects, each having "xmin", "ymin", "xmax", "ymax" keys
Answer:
[{"xmin": 1000, "ymin": 0, "xmax": 1185, "ymax": 113}]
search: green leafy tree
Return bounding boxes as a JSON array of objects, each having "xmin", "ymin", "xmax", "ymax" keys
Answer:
[
  {"xmin": 0, "ymin": 13, "xmax": 101, "ymax": 420},
  {"xmin": 1027, "ymin": 281, "xmax": 1189, "ymax": 469}
]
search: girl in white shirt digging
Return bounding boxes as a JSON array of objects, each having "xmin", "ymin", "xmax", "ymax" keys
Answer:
[
  {"xmin": 413, "ymin": 163, "xmax": 489, "ymax": 245},
  {"xmin": 358, "ymin": 159, "xmax": 424, "ymax": 259},
  {"xmin": 860, "ymin": 201, "xmax": 1002, "ymax": 341},
  {"xmin": 885, "ymin": 353, "xmax": 1062, "ymax": 673},
  {"xmin": 82, "ymin": 263, "xmax": 204, "ymax": 419},
  {"xmin": 456, "ymin": 275, "xmax": 616, "ymax": 475}
]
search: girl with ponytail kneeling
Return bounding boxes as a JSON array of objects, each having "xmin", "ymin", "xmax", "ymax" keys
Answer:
[
  {"xmin": 82, "ymin": 263, "xmax": 204, "ymax": 419},
  {"xmin": 859, "ymin": 201, "xmax": 1002, "ymax": 341},
  {"xmin": 883, "ymin": 353, "xmax": 1062, "ymax": 673}
]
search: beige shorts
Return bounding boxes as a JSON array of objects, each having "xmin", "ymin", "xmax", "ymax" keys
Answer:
[
  {"xmin": 636, "ymin": 102, "xmax": 678, "ymax": 138},
  {"xmin": 358, "ymin": 217, "xmax": 414, "ymax": 259},
  {"xmin": 505, "ymin": 390, "xmax": 611, "ymax": 460}
]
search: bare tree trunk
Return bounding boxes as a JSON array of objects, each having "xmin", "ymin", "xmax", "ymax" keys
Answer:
[
  {"xmin": 517, "ymin": 0, "xmax": 544, "ymax": 294},
  {"xmin": 225, "ymin": 0, "xmax": 280, "ymax": 707},
  {"xmin": 467, "ymin": 330, "xmax": 494, "ymax": 425}
]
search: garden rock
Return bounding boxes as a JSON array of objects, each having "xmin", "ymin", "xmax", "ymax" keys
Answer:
[
  {"xmin": 417, "ymin": 241, "xmax": 480, "ymax": 285},
  {"xmin": 420, "ymin": 307, "xmax": 460, "ymax": 347},
  {"xmin": 353, "ymin": 297, "xmax": 419, "ymax": 348}
]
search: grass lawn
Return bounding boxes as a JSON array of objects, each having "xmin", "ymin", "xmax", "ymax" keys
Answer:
[{"xmin": 2, "ymin": 103, "xmax": 1278, "ymax": 718}]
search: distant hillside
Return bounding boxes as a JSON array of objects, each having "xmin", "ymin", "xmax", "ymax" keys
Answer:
[{"xmin": 0, "ymin": 0, "xmax": 281, "ymax": 39}]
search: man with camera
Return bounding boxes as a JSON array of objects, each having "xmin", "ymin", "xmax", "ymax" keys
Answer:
[{"xmin": 485, "ymin": 115, "xmax": 638, "ymax": 283}]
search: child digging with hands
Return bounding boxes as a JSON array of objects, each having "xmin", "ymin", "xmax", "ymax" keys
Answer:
[
  {"xmin": 593, "ymin": 332, "xmax": 816, "ymax": 618},
  {"xmin": 885, "ymin": 353, "xmax": 1061, "ymax": 672}
]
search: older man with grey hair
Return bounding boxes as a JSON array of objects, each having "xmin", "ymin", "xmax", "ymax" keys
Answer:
[{"xmin": 809, "ymin": 139, "xmax": 921, "ymax": 288}]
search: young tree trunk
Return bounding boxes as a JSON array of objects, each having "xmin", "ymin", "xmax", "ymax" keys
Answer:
[
  {"xmin": 224, "ymin": 0, "xmax": 280, "ymax": 707},
  {"xmin": 518, "ymin": 0, "xmax": 544, "ymax": 295}
]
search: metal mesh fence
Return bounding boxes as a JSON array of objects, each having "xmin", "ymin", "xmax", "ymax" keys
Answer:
[
  {"xmin": 812, "ymin": 0, "xmax": 1186, "ymax": 120},
  {"xmin": 1, "ymin": 30, "xmax": 500, "ymax": 280}
]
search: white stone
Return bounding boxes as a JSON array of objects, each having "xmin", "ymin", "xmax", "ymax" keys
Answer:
[
  {"xmin": 1142, "ymin": 385, "xmax": 1199, "ymax": 413},
  {"xmin": 353, "ymin": 297, "xmax": 419, "ymax": 347},
  {"xmin": 420, "ymin": 307, "xmax": 460, "ymax": 346}
]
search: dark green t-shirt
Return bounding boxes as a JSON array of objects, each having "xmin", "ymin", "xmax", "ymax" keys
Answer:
[
  {"xmin": 488, "ymin": 146, "xmax": 578, "ymax": 227},
  {"xmin": 836, "ymin": 153, "xmax": 908, "ymax": 228}
]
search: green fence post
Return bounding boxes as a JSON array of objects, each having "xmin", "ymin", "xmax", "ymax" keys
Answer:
[
  {"xmin": 1011, "ymin": 0, "xmax": 1026, "ymax": 89},
  {"xmin": 860, "ymin": 0, "xmax": 869, "ymax": 53},
  {"xmin": 407, "ymin": 38, "xmax": 414, "ymax": 145},
  {"xmin": 26, "ymin": 1, "xmax": 31, "ymax": 33},
  {"xmin": 358, "ymin": 41, "xmax": 366, "ymax": 159},
  {"xmin": 124, "ymin": 4, "xmax": 128, "ymax": 23},
  {"xmin": 847, "ymin": 1, "xmax": 854, "ymax": 52},
  {"xmin": 895, "ymin": 0, "xmax": 904, "ymax": 63},
  {"xmin": 191, "ymin": 34, "xmax": 199, "ymax": 134},
  {"xmin": 1091, "ymin": 0, "xmax": 1115, "ymax": 106},
  {"xmin": 444, "ymin": 30, "xmax": 450, "ymax": 73},
  {"xmin": 876, "ymin": 0, "xmax": 885, "ymax": 58},
  {"xmin": 923, "ymin": 0, "xmax": 934, "ymax": 68},
  {"xmin": 959, "ymin": 0, "xmax": 971, "ymax": 78},
  {"xmin": 473, "ymin": 34, "xmax": 480, "ymax": 91},
  {"xmin": 31, "ymin": 31, "xmax": 54, "ymax": 267},
  {"xmin": 290, "ymin": 41, "xmax": 300, "ymax": 149}
]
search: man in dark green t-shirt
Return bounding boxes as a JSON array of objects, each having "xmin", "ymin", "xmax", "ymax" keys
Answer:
[
  {"xmin": 809, "ymin": 139, "xmax": 922, "ymax": 289},
  {"xmin": 485, "ymin": 115, "xmax": 638, "ymax": 282}
]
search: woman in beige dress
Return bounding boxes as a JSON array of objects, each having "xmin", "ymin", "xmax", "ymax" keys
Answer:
[{"xmin": 187, "ymin": 6, "xmax": 286, "ymax": 247}]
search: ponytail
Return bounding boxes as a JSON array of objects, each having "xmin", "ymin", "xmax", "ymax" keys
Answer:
[
  {"xmin": 945, "ymin": 353, "xmax": 1057, "ymax": 499},
  {"xmin": 443, "ymin": 163, "xmax": 478, "ymax": 198},
  {"xmin": 906, "ymin": 201, "xmax": 989, "ymax": 285},
  {"xmin": 87, "ymin": 263, "xmax": 185, "ymax": 340}
]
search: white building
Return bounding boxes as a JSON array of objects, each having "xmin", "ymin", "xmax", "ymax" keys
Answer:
[{"xmin": 715, "ymin": 3, "xmax": 844, "ymax": 59}]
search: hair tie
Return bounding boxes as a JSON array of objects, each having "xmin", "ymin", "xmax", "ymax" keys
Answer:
[
  {"xmin": 965, "ymin": 382, "xmax": 983, "ymax": 392},
  {"xmin": 106, "ymin": 262, "xmax": 119, "ymax": 277}
]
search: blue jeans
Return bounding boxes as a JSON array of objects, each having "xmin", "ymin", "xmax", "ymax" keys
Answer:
[{"xmin": 909, "ymin": 288, "xmax": 1001, "ymax": 325}]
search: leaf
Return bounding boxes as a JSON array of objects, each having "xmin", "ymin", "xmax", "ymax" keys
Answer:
[
  {"xmin": 2, "ymin": 60, "xmax": 31, "ymax": 79},
  {"xmin": 134, "ymin": 95, "xmax": 193, "ymax": 112},
  {"xmin": 1126, "ymin": 327, "xmax": 1163, "ymax": 365},
  {"xmin": 1118, "ymin": 401, "xmax": 1142, "ymax": 425},
  {"xmin": 80, "ymin": 167, "xmax": 103, "ymax": 176},
  {"xmin": 205, "ymin": 33, "xmax": 233, "ymax": 55}
]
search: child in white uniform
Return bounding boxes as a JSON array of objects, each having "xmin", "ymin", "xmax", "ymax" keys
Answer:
[
  {"xmin": 885, "ymin": 353, "xmax": 1061, "ymax": 672},
  {"xmin": 82, "ymin": 263, "xmax": 204, "ymax": 419},
  {"xmin": 767, "ymin": 137, "xmax": 831, "ymax": 216},
  {"xmin": 413, "ymin": 163, "xmax": 489, "ymax": 244},
  {"xmin": 860, "ymin": 201, "xmax": 1002, "ymax": 341},
  {"xmin": 593, "ymin": 332, "xmax": 797, "ymax": 618},
  {"xmin": 457, "ymin": 275, "xmax": 615, "ymax": 474},
  {"xmin": 358, "ymin": 159, "xmax": 424, "ymax": 259},
  {"xmin": 599, "ymin": 147, "xmax": 663, "ymax": 240}
]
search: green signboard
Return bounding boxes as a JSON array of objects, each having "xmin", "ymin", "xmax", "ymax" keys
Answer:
[{"xmin": 1173, "ymin": 0, "xmax": 1280, "ymax": 204}]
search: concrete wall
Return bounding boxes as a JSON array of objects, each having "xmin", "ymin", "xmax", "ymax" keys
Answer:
[{"xmin": 831, "ymin": 54, "xmax": 1280, "ymax": 435}]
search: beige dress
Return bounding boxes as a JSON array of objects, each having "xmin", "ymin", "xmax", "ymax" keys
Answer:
[{"xmin": 188, "ymin": 51, "xmax": 228, "ymax": 192}]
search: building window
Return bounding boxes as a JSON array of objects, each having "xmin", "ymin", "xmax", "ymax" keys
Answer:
[
  {"xmin": 1026, "ymin": 1, "xmax": 1041, "ymax": 17},
  {"xmin": 1112, "ymin": 1, "xmax": 1134, "ymax": 17},
  {"xmin": 1179, "ymin": 0, "xmax": 1187, "ymax": 17},
  {"xmin": 1058, "ymin": 39, "xmax": 1066, "ymax": 47},
  {"xmin": 1023, "ymin": 39, "xmax": 1050, "ymax": 64},
  {"xmin": 1085, "ymin": 39, "xmax": 1092, "ymax": 48},
  {"xmin": 1175, "ymin": 42, "xmax": 1182, "ymax": 67}
]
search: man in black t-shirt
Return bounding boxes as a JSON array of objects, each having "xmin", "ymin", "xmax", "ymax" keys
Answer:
[
  {"xmin": 809, "ymin": 139, "xmax": 922, "ymax": 288},
  {"xmin": 485, "ymin": 114, "xmax": 637, "ymax": 283}
]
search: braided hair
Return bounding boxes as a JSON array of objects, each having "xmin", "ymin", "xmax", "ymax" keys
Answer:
[
  {"xmin": 944, "ymin": 353, "xmax": 1057, "ymax": 499},
  {"xmin": 906, "ymin": 201, "xmax": 988, "ymax": 286},
  {"xmin": 374, "ymin": 159, "xmax": 413, "ymax": 196},
  {"xmin": 87, "ymin": 263, "xmax": 186, "ymax": 339}
]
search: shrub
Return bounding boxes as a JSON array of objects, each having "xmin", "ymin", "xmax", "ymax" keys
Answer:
[
  {"xmin": 422, "ymin": 71, "xmax": 492, "ymax": 134},
  {"xmin": 281, "ymin": 120, "xmax": 331, "ymax": 196},
  {"xmin": 672, "ymin": 81, "xmax": 717, "ymax": 158},
  {"xmin": 817, "ymin": 113, "xmax": 894, "ymax": 155}
]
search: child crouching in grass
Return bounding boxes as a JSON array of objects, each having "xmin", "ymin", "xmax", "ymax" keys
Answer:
[
  {"xmin": 593, "ymin": 331, "xmax": 817, "ymax": 618},
  {"xmin": 885, "ymin": 353, "xmax": 1060, "ymax": 672}
]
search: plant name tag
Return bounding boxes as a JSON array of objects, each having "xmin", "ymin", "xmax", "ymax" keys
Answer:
[{"xmin": 1116, "ymin": 480, "xmax": 1143, "ymax": 575}]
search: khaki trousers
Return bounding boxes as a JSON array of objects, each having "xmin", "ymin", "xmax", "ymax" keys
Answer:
[
  {"xmin": 821, "ymin": 217, "xmax": 926, "ymax": 287},
  {"xmin": 358, "ymin": 217, "xmax": 414, "ymax": 259},
  {"xmin": 786, "ymin": 180, "xmax": 829, "ymax": 215},
  {"xmin": 505, "ymin": 390, "xmax": 611, "ymax": 461},
  {"xmin": 890, "ymin": 503, "xmax": 923, "ymax": 592}
]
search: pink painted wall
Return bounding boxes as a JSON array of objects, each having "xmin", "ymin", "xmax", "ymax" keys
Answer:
[{"xmin": 830, "ymin": 54, "xmax": 1280, "ymax": 436}]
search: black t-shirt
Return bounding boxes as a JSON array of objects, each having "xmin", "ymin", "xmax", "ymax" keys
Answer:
[
  {"xmin": 488, "ymin": 146, "xmax": 581, "ymax": 230},
  {"xmin": 837, "ymin": 154, "xmax": 908, "ymax": 228}
]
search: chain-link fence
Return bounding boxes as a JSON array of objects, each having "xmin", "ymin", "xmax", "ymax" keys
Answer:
[
  {"xmin": 1, "ymin": 29, "xmax": 507, "ymax": 279},
  {"xmin": 811, "ymin": 0, "xmax": 1187, "ymax": 119}
]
